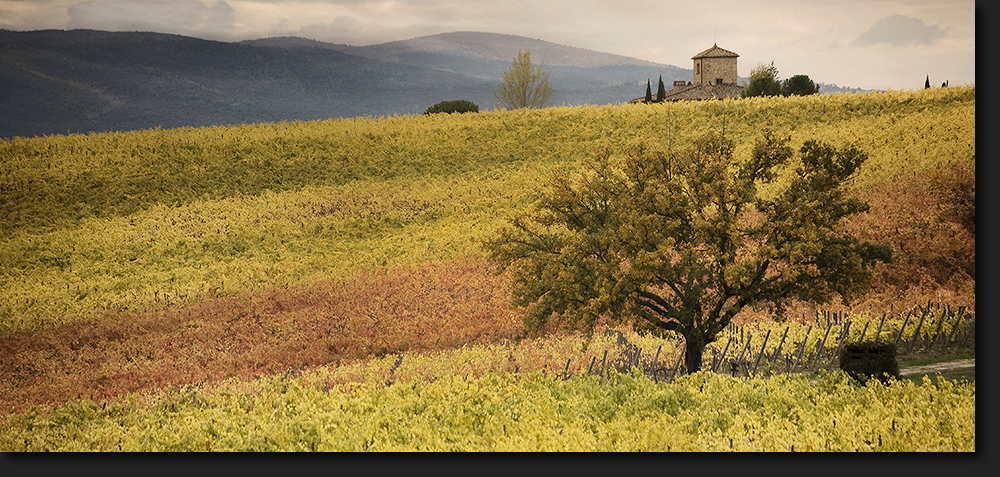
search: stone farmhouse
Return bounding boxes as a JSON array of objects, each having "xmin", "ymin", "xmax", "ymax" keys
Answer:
[{"xmin": 631, "ymin": 44, "xmax": 744, "ymax": 103}]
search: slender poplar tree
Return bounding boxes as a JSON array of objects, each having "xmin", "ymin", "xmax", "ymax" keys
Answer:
[{"xmin": 495, "ymin": 50, "xmax": 553, "ymax": 109}]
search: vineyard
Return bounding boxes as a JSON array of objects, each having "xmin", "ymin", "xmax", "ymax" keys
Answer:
[{"xmin": 0, "ymin": 86, "xmax": 975, "ymax": 451}]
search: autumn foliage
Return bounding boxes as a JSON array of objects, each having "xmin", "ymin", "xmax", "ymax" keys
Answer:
[
  {"xmin": 0, "ymin": 86, "xmax": 975, "ymax": 424},
  {"xmin": 0, "ymin": 257, "xmax": 519, "ymax": 415}
]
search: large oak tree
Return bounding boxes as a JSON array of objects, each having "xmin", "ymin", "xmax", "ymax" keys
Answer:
[{"xmin": 487, "ymin": 131, "xmax": 891, "ymax": 374}]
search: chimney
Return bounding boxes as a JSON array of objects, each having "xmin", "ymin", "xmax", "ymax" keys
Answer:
[{"xmin": 673, "ymin": 80, "xmax": 687, "ymax": 90}]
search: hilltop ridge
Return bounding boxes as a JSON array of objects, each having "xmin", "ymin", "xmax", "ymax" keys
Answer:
[{"xmin": 2, "ymin": 29, "xmax": 869, "ymax": 139}]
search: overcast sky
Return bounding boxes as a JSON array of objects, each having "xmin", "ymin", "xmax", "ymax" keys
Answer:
[{"xmin": 1, "ymin": 0, "xmax": 977, "ymax": 91}]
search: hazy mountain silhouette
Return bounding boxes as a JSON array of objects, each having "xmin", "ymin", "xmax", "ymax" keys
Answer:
[{"xmin": 1, "ymin": 29, "xmax": 865, "ymax": 138}]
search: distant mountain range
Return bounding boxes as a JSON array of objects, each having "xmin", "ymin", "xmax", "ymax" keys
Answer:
[{"xmin": 0, "ymin": 29, "xmax": 871, "ymax": 139}]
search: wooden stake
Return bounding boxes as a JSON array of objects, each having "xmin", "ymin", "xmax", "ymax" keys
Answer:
[
  {"xmin": 651, "ymin": 345, "xmax": 662, "ymax": 383},
  {"xmin": 873, "ymin": 313, "xmax": 887, "ymax": 343},
  {"xmin": 790, "ymin": 325, "xmax": 812, "ymax": 373},
  {"xmin": 809, "ymin": 322, "xmax": 833, "ymax": 370},
  {"xmin": 732, "ymin": 333, "xmax": 753, "ymax": 375},
  {"xmin": 892, "ymin": 312, "xmax": 911, "ymax": 349},
  {"xmin": 829, "ymin": 320, "xmax": 852, "ymax": 366},
  {"xmin": 907, "ymin": 308, "xmax": 930, "ymax": 353},
  {"xmin": 713, "ymin": 337, "xmax": 733, "ymax": 373},
  {"xmin": 668, "ymin": 349, "xmax": 684, "ymax": 383},
  {"xmin": 944, "ymin": 309, "xmax": 965, "ymax": 349},
  {"xmin": 751, "ymin": 329, "xmax": 772, "ymax": 376}
]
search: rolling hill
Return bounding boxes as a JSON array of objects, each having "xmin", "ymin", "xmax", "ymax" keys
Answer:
[
  {"xmin": 1, "ymin": 30, "xmax": 687, "ymax": 138},
  {"xmin": 1, "ymin": 29, "xmax": 872, "ymax": 139},
  {"xmin": 0, "ymin": 29, "xmax": 500, "ymax": 138}
]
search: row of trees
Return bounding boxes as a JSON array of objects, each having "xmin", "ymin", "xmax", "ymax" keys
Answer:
[
  {"xmin": 428, "ymin": 54, "xmax": 822, "ymax": 113},
  {"xmin": 925, "ymin": 75, "xmax": 949, "ymax": 88},
  {"xmin": 644, "ymin": 76, "xmax": 669, "ymax": 103},
  {"xmin": 742, "ymin": 61, "xmax": 820, "ymax": 98}
]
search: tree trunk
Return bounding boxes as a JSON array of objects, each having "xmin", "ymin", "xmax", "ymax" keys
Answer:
[{"xmin": 684, "ymin": 334, "xmax": 706, "ymax": 374}]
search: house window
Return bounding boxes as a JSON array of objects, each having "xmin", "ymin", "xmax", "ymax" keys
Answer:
[
  {"xmin": 696, "ymin": 63, "xmax": 700, "ymax": 75},
  {"xmin": 716, "ymin": 78, "xmax": 723, "ymax": 85}
]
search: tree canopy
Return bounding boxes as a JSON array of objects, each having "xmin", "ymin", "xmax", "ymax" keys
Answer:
[
  {"xmin": 424, "ymin": 99, "xmax": 480, "ymax": 115},
  {"xmin": 486, "ymin": 131, "xmax": 891, "ymax": 374},
  {"xmin": 782, "ymin": 75, "xmax": 820, "ymax": 96},
  {"xmin": 742, "ymin": 61, "xmax": 782, "ymax": 98},
  {"xmin": 744, "ymin": 62, "xmax": 819, "ymax": 98},
  {"xmin": 495, "ymin": 50, "xmax": 553, "ymax": 109}
]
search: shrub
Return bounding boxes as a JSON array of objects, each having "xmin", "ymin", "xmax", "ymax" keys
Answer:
[
  {"xmin": 424, "ymin": 100, "xmax": 480, "ymax": 115},
  {"xmin": 838, "ymin": 341, "xmax": 900, "ymax": 384}
]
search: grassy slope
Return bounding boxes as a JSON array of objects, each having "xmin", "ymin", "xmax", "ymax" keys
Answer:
[
  {"xmin": 0, "ymin": 86, "xmax": 976, "ymax": 423},
  {"xmin": 0, "ymin": 87, "xmax": 975, "ymax": 333}
]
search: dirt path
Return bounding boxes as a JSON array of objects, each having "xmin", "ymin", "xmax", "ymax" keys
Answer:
[{"xmin": 899, "ymin": 358, "xmax": 975, "ymax": 376}]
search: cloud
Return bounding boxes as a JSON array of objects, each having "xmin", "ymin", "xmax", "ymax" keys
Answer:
[
  {"xmin": 851, "ymin": 14, "xmax": 945, "ymax": 47},
  {"xmin": 67, "ymin": 0, "xmax": 237, "ymax": 38},
  {"xmin": 0, "ymin": 0, "xmax": 972, "ymax": 90}
]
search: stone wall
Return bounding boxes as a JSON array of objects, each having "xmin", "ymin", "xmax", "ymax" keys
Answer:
[{"xmin": 694, "ymin": 56, "xmax": 738, "ymax": 85}]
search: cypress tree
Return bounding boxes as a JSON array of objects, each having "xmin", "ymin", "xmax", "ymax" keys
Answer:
[
  {"xmin": 656, "ymin": 75, "xmax": 666, "ymax": 103},
  {"xmin": 925, "ymin": 75, "xmax": 931, "ymax": 89},
  {"xmin": 645, "ymin": 79, "xmax": 653, "ymax": 103}
]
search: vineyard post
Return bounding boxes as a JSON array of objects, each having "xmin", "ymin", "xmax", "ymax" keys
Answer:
[
  {"xmin": 857, "ymin": 320, "xmax": 870, "ymax": 343},
  {"xmin": 564, "ymin": 358, "xmax": 572, "ymax": 379},
  {"xmin": 809, "ymin": 322, "xmax": 833, "ymax": 370},
  {"xmin": 955, "ymin": 306, "xmax": 968, "ymax": 345},
  {"xmin": 770, "ymin": 326, "xmax": 790, "ymax": 372},
  {"xmin": 873, "ymin": 313, "xmax": 887, "ymax": 343},
  {"xmin": 929, "ymin": 307, "xmax": 948, "ymax": 349},
  {"xmin": 964, "ymin": 314, "xmax": 976, "ymax": 346},
  {"xmin": 733, "ymin": 333, "xmax": 753, "ymax": 375},
  {"xmin": 892, "ymin": 312, "xmax": 912, "ymax": 349},
  {"xmin": 751, "ymin": 329, "xmax": 771, "ymax": 376},
  {"xmin": 943, "ymin": 309, "xmax": 965, "ymax": 350},
  {"xmin": 668, "ymin": 350, "xmax": 684, "ymax": 383},
  {"xmin": 790, "ymin": 325, "xmax": 812, "ymax": 373},
  {"xmin": 712, "ymin": 337, "xmax": 733, "ymax": 373},
  {"xmin": 600, "ymin": 350, "xmax": 608, "ymax": 379},
  {"xmin": 907, "ymin": 308, "xmax": 930, "ymax": 353},
  {"xmin": 828, "ymin": 320, "xmax": 852, "ymax": 367},
  {"xmin": 587, "ymin": 356, "xmax": 596, "ymax": 375},
  {"xmin": 650, "ymin": 345, "xmax": 662, "ymax": 383}
]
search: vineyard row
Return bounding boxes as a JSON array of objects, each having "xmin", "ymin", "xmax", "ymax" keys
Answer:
[{"xmin": 543, "ymin": 303, "xmax": 974, "ymax": 382}]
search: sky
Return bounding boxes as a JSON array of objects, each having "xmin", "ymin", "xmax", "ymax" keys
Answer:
[{"xmin": 0, "ymin": 0, "xmax": 978, "ymax": 91}]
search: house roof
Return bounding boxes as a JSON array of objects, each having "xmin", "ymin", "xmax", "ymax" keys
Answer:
[
  {"xmin": 654, "ymin": 82, "xmax": 744, "ymax": 102},
  {"xmin": 692, "ymin": 44, "xmax": 739, "ymax": 59},
  {"xmin": 629, "ymin": 94, "xmax": 660, "ymax": 103}
]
